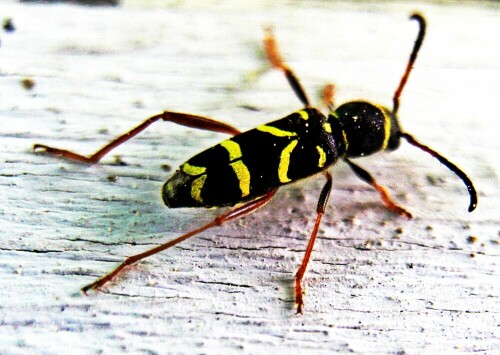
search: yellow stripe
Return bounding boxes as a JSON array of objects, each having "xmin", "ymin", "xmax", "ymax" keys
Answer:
[
  {"xmin": 381, "ymin": 112, "xmax": 391, "ymax": 150},
  {"xmin": 323, "ymin": 122, "xmax": 332, "ymax": 133},
  {"xmin": 165, "ymin": 180, "xmax": 175, "ymax": 198},
  {"xmin": 191, "ymin": 175, "xmax": 207, "ymax": 203},
  {"xmin": 220, "ymin": 139, "xmax": 242, "ymax": 161},
  {"xmin": 278, "ymin": 139, "xmax": 298, "ymax": 183},
  {"xmin": 298, "ymin": 109, "xmax": 309, "ymax": 120},
  {"xmin": 221, "ymin": 140, "xmax": 250, "ymax": 197},
  {"xmin": 182, "ymin": 162, "xmax": 206, "ymax": 176},
  {"xmin": 342, "ymin": 130, "xmax": 349, "ymax": 152},
  {"xmin": 229, "ymin": 160, "xmax": 251, "ymax": 197},
  {"xmin": 257, "ymin": 124, "xmax": 297, "ymax": 137},
  {"xmin": 316, "ymin": 146, "xmax": 326, "ymax": 168}
]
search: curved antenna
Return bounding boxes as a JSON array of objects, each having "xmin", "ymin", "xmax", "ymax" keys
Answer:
[
  {"xmin": 393, "ymin": 13, "xmax": 426, "ymax": 114},
  {"xmin": 395, "ymin": 14, "xmax": 477, "ymax": 212},
  {"xmin": 401, "ymin": 133, "xmax": 478, "ymax": 212}
]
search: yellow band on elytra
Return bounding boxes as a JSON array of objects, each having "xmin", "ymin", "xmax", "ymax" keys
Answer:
[
  {"xmin": 220, "ymin": 139, "xmax": 242, "ymax": 161},
  {"xmin": 278, "ymin": 139, "xmax": 298, "ymax": 183},
  {"xmin": 257, "ymin": 125, "xmax": 297, "ymax": 137}
]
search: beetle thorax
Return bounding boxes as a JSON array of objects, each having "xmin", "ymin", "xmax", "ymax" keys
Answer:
[{"xmin": 330, "ymin": 101, "xmax": 401, "ymax": 158}]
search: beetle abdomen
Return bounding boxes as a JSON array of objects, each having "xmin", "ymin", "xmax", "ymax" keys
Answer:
[{"xmin": 163, "ymin": 108, "xmax": 343, "ymax": 208}]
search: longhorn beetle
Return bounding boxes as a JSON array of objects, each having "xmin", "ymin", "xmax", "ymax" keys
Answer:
[{"xmin": 34, "ymin": 13, "xmax": 477, "ymax": 313}]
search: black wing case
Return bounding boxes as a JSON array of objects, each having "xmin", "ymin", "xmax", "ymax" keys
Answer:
[{"xmin": 163, "ymin": 108, "xmax": 343, "ymax": 208}]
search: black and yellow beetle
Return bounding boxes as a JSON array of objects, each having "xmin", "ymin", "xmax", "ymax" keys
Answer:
[{"xmin": 34, "ymin": 13, "xmax": 477, "ymax": 313}]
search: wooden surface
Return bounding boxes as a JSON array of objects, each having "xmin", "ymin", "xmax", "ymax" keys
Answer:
[{"xmin": 1, "ymin": 1, "xmax": 499, "ymax": 353}]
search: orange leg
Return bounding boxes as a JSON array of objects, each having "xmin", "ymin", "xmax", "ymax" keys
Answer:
[
  {"xmin": 345, "ymin": 158, "xmax": 412, "ymax": 219},
  {"xmin": 295, "ymin": 172, "xmax": 333, "ymax": 314},
  {"xmin": 264, "ymin": 27, "xmax": 310, "ymax": 107},
  {"xmin": 82, "ymin": 189, "xmax": 277, "ymax": 293},
  {"xmin": 321, "ymin": 83, "xmax": 335, "ymax": 112},
  {"xmin": 34, "ymin": 111, "xmax": 241, "ymax": 165}
]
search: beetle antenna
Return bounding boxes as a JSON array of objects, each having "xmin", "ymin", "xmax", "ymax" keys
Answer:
[
  {"xmin": 393, "ymin": 13, "xmax": 426, "ymax": 115},
  {"xmin": 401, "ymin": 133, "xmax": 477, "ymax": 212}
]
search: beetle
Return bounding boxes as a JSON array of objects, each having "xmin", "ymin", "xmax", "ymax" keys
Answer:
[{"xmin": 34, "ymin": 13, "xmax": 477, "ymax": 313}]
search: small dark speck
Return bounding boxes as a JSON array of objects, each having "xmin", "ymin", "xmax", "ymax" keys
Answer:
[
  {"xmin": 107, "ymin": 175, "xmax": 117, "ymax": 183},
  {"xmin": 21, "ymin": 78, "xmax": 35, "ymax": 91},
  {"xmin": 47, "ymin": 107, "xmax": 62, "ymax": 114},
  {"xmin": 98, "ymin": 128, "xmax": 109, "ymax": 135},
  {"xmin": 425, "ymin": 225, "xmax": 433, "ymax": 231},
  {"xmin": 46, "ymin": 0, "xmax": 120, "ymax": 5},
  {"xmin": 238, "ymin": 104, "xmax": 261, "ymax": 112},
  {"xmin": 469, "ymin": 252, "xmax": 476, "ymax": 258},
  {"xmin": 161, "ymin": 164, "xmax": 172, "ymax": 172},
  {"xmin": 342, "ymin": 217, "xmax": 355, "ymax": 226},
  {"xmin": 406, "ymin": 263, "xmax": 414, "ymax": 269},
  {"xmin": 466, "ymin": 235, "xmax": 478, "ymax": 244},
  {"xmin": 113, "ymin": 155, "xmax": 127, "ymax": 166},
  {"xmin": 426, "ymin": 174, "xmax": 445, "ymax": 186},
  {"xmin": 3, "ymin": 18, "xmax": 15, "ymax": 32},
  {"xmin": 395, "ymin": 227, "xmax": 403, "ymax": 235},
  {"xmin": 133, "ymin": 100, "xmax": 144, "ymax": 109}
]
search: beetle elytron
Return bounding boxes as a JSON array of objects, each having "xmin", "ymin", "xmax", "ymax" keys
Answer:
[{"xmin": 34, "ymin": 13, "xmax": 477, "ymax": 313}]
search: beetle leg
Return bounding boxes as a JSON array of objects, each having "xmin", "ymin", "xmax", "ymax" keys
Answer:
[
  {"xmin": 294, "ymin": 172, "xmax": 333, "ymax": 314},
  {"xmin": 345, "ymin": 158, "xmax": 413, "ymax": 219},
  {"xmin": 82, "ymin": 189, "xmax": 277, "ymax": 293},
  {"xmin": 321, "ymin": 83, "xmax": 336, "ymax": 112},
  {"xmin": 34, "ymin": 111, "xmax": 241, "ymax": 165},
  {"xmin": 264, "ymin": 27, "xmax": 311, "ymax": 107}
]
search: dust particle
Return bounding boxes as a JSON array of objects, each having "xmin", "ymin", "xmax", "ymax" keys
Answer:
[
  {"xmin": 3, "ymin": 18, "xmax": 15, "ymax": 32},
  {"xmin": 21, "ymin": 78, "xmax": 35, "ymax": 91},
  {"xmin": 466, "ymin": 235, "xmax": 478, "ymax": 244}
]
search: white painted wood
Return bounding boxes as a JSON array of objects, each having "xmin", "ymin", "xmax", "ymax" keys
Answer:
[{"xmin": 0, "ymin": 1, "xmax": 498, "ymax": 353}]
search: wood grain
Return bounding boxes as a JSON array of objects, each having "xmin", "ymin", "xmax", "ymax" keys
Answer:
[{"xmin": 1, "ymin": 1, "xmax": 498, "ymax": 353}]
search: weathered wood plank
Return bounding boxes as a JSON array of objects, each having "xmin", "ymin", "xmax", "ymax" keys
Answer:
[{"xmin": 0, "ymin": 1, "xmax": 498, "ymax": 353}]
